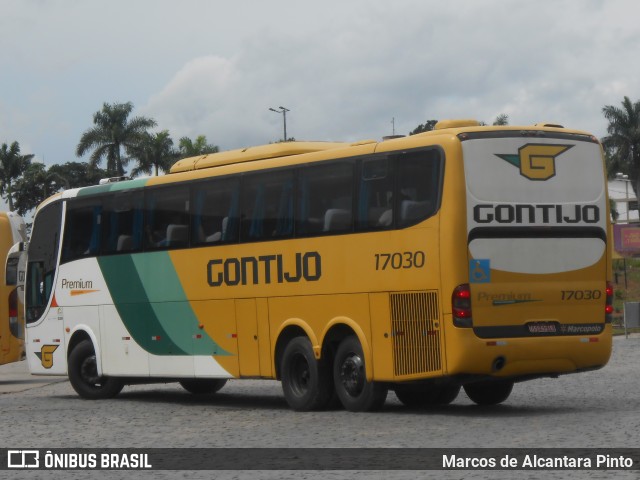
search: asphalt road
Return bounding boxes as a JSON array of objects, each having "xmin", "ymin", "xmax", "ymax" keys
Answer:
[{"xmin": 1, "ymin": 335, "xmax": 639, "ymax": 480}]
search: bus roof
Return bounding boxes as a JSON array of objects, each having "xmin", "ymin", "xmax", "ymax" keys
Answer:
[
  {"xmin": 170, "ymin": 141, "xmax": 352, "ymax": 173},
  {"xmin": 169, "ymin": 121, "xmax": 595, "ymax": 174}
]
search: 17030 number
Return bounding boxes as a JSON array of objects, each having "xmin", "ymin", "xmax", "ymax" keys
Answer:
[
  {"xmin": 374, "ymin": 251, "xmax": 425, "ymax": 270},
  {"xmin": 561, "ymin": 289, "xmax": 602, "ymax": 300}
]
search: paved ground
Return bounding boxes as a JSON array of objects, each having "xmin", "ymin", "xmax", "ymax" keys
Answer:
[
  {"xmin": 0, "ymin": 359, "xmax": 66, "ymax": 394},
  {"xmin": 1, "ymin": 335, "xmax": 639, "ymax": 479}
]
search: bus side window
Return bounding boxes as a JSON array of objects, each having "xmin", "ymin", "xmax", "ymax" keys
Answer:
[
  {"xmin": 395, "ymin": 150, "xmax": 442, "ymax": 227},
  {"xmin": 240, "ymin": 170, "xmax": 294, "ymax": 242},
  {"xmin": 297, "ymin": 162, "xmax": 354, "ymax": 236},
  {"xmin": 61, "ymin": 200, "xmax": 102, "ymax": 264},
  {"xmin": 191, "ymin": 177, "xmax": 240, "ymax": 245},
  {"xmin": 357, "ymin": 157, "xmax": 394, "ymax": 231},
  {"xmin": 102, "ymin": 192, "xmax": 144, "ymax": 254},
  {"xmin": 144, "ymin": 187, "xmax": 190, "ymax": 250}
]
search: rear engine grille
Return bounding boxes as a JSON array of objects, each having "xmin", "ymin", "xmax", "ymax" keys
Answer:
[{"xmin": 390, "ymin": 291, "xmax": 441, "ymax": 377}]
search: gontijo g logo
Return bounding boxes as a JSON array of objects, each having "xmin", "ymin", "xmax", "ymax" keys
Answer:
[
  {"xmin": 496, "ymin": 144, "xmax": 573, "ymax": 181},
  {"xmin": 35, "ymin": 345, "xmax": 59, "ymax": 369}
]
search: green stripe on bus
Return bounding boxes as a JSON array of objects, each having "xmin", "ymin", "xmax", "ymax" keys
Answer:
[
  {"xmin": 98, "ymin": 253, "xmax": 230, "ymax": 356},
  {"xmin": 131, "ymin": 252, "xmax": 230, "ymax": 356},
  {"xmin": 76, "ymin": 178, "xmax": 149, "ymax": 197},
  {"xmin": 97, "ymin": 254, "xmax": 188, "ymax": 355}
]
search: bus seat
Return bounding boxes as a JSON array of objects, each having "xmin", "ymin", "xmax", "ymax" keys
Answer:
[
  {"xmin": 400, "ymin": 200, "xmax": 430, "ymax": 223},
  {"xmin": 166, "ymin": 224, "xmax": 188, "ymax": 246},
  {"xmin": 206, "ymin": 232, "xmax": 222, "ymax": 242},
  {"xmin": 206, "ymin": 217, "xmax": 228, "ymax": 243},
  {"xmin": 377, "ymin": 209, "xmax": 393, "ymax": 227},
  {"xmin": 323, "ymin": 209, "xmax": 351, "ymax": 232},
  {"xmin": 117, "ymin": 235, "xmax": 132, "ymax": 251}
]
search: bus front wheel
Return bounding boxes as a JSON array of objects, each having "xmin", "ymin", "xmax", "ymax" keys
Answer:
[
  {"xmin": 280, "ymin": 336, "xmax": 333, "ymax": 411},
  {"xmin": 333, "ymin": 336, "xmax": 387, "ymax": 412},
  {"xmin": 464, "ymin": 380, "xmax": 513, "ymax": 406},
  {"xmin": 68, "ymin": 340, "xmax": 123, "ymax": 400}
]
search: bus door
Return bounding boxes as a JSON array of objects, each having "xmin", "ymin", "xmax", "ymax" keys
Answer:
[{"xmin": 461, "ymin": 133, "xmax": 608, "ymax": 338}]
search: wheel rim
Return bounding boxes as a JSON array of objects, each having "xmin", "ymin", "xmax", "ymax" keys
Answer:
[
  {"xmin": 80, "ymin": 354, "xmax": 101, "ymax": 386},
  {"xmin": 339, "ymin": 352, "xmax": 365, "ymax": 397},
  {"xmin": 289, "ymin": 352, "xmax": 311, "ymax": 397}
]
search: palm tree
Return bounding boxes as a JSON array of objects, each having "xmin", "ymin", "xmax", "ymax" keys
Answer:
[
  {"xmin": 178, "ymin": 135, "xmax": 219, "ymax": 159},
  {"xmin": 602, "ymin": 97, "xmax": 640, "ymax": 197},
  {"xmin": 0, "ymin": 141, "xmax": 34, "ymax": 211},
  {"xmin": 129, "ymin": 130, "xmax": 178, "ymax": 177},
  {"xmin": 76, "ymin": 102, "xmax": 157, "ymax": 176}
]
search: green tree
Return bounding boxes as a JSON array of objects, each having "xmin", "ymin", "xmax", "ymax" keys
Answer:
[
  {"xmin": 178, "ymin": 135, "xmax": 219, "ymax": 158},
  {"xmin": 13, "ymin": 162, "xmax": 109, "ymax": 216},
  {"xmin": 76, "ymin": 102, "xmax": 157, "ymax": 176},
  {"xmin": 0, "ymin": 141, "xmax": 34, "ymax": 211},
  {"xmin": 602, "ymin": 96, "xmax": 640, "ymax": 195},
  {"xmin": 129, "ymin": 130, "xmax": 178, "ymax": 176},
  {"xmin": 493, "ymin": 114, "xmax": 509, "ymax": 126},
  {"xmin": 409, "ymin": 120, "xmax": 438, "ymax": 135},
  {"xmin": 49, "ymin": 162, "xmax": 109, "ymax": 189},
  {"xmin": 610, "ymin": 198, "xmax": 620, "ymax": 223},
  {"xmin": 12, "ymin": 163, "xmax": 53, "ymax": 215}
]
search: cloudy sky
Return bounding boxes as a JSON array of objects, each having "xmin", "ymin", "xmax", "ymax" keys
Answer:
[{"xmin": 1, "ymin": 0, "xmax": 639, "ymax": 171}]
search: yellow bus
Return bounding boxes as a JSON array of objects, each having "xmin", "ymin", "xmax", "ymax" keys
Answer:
[
  {"xmin": 1, "ymin": 211, "xmax": 27, "ymax": 366},
  {"xmin": 22, "ymin": 120, "xmax": 612, "ymax": 411}
]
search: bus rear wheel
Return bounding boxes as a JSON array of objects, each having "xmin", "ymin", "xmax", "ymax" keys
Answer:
[
  {"xmin": 464, "ymin": 380, "xmax": 514, "ymax": 406},
  {"xmin": 68, "ymin": 340, "xmax": 123, "ymax": 400},
  {"xmin": 179, "ymin": 379, "xmax": 227, "ymax": 395},
  {"xmin": 333, "ymin": 336, "xmax": 387, "ymax": 412},
  {"xmin": 280, "ymin": 336, "xmax": 333, "ymax": 411},
  {"xmin": 395, "ymin": 384, "xmax": 460, "ymax": 407}
]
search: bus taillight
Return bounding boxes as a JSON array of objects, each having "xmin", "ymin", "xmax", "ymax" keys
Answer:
[
  {"xmin": 8, "ymin": 287, "xmax": 19, "ymax": 337},
  {"xmin": 605, "ymin": 281, "xmax": 614, "ymax": 323},
  {"xmin": 452, "ymin": 284, "xmax": 473, "ymax": 327}
]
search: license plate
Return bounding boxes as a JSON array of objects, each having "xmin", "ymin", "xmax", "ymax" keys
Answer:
[{"xmin": 527, "ymin": 322, "xmax": 558, "ymax": 334}]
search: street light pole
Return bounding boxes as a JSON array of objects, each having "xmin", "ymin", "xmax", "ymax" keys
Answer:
[{"xmin": 269, "ymin": 106, "xmax": 290, "ymax": 141}]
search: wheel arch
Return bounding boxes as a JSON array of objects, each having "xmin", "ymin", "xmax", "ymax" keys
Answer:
[
  {"xmin": 273, "ymin": 320, "xmax": 318, "ymax": 380},
  {"xmin": 321, "ymin": 317, "xmax": 373, "ymax": 382},
  {"xmin": 67, "ymin": 326, "xmax": 103, "ymax": 375},
  {"xmin": 273, "ymin": 317, "xmax": 374, "ymax": 382}
]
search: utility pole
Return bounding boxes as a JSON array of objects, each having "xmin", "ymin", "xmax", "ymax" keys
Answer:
[{"xmin": 269, "ymin": 106, "xmax": 290, "ymax": 141}]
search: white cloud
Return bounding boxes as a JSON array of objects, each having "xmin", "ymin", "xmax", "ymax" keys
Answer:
[{"xmin": 143, "ymin": 1, "xmax": 637, "ymax": 151}]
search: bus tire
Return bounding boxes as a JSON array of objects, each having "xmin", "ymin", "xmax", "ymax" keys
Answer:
[
  {"xmin": 179, "ymin": 379, "xmax": 227, "ymax": 395},
  {"xmin": 395, "ymin": 384, "xmax": 460, "ymax": 407},
  {"xmin": 333, "ymin": 335, "xmax": 387, "ymax": 412},
  {"xmin": 464, "ymin": 380, "xmax": 513, "ymax": 406},
  {"xmin": 437, "ymin": 385, "xmax": 462, "ymax": 405},
  {"xmin": 68, "ymin": 340, "xmax": 123, "ymax": 400},
  {"xmin": 280, "ymin": 336, "xmax": 333, "ymax": 411}
]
